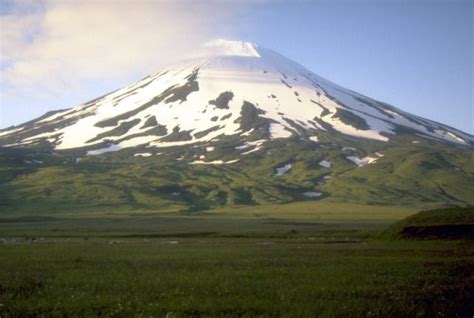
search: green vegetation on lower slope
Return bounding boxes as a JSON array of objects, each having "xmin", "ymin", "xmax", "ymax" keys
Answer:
[{"xmin": 0, "ymin": 134, "xmax": 473, "ymax": 215}]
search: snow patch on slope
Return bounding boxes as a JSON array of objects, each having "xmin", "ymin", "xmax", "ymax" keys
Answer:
[
  {"xmin": 303, "ymin": 191, "xmax": 322, "ymax": 197},
  {"xmin": 134, "ymin": 153, "xmax": 152, "ymax": 157},
  {"xmin": 237, "ymin": 139, "xmax": 266, "ymax": 155},
  {"xmin": 319, "ymin": 160, "xmax": 331, "ymax": 168},
  {"xmin": 87, "ymin": 144, "xmax": 121, "ymax": 155},
  {"xmin": 0, "ymin": 127, "xmax": 24, "ymax": 137},
  {"xmin": 269, "ymin": 123, "xmax": 292, "ymax": 139},
  {"xmin": 346, "ymin": 156, "xmax": 379, "ymax": 167},
  {"xmin": 275, "ymin": 163, "xmax": 292, "ymax": 176},
  {"xmin": 190, "ymin": 159, "xmax": 239, "ymax": 165}
]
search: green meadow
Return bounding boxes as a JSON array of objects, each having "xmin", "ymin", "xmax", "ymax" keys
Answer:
[{"xmin": 0, "ymin": 204, "xmax": 472, "ymax": 317}]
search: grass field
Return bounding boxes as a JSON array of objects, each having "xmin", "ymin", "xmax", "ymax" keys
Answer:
[
  {"xmin": 0, "ymin": 202, "xmax": 417, "ymax": 238},
  {"xmin": 0, "ymin": 204, "xmax": 473, "ymax": 317}
]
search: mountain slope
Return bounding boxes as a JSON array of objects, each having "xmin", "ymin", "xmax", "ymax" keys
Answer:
[
  {"xmin": 0, "ymin": 40, "xmax": 471, "ymax": 153},
  {"xmin": 0, "ymin": 40, "xmax": 473, "ymax": 214}
]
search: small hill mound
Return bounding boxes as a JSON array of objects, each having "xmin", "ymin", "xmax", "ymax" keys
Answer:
[{"xmin": 384, "ymin": 206, "xmax": 474, "ymax": 240}]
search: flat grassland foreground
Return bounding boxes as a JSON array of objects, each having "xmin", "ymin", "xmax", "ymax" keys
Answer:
[{"xmin": 0, "ymin": 205, "xmax": 473, "ymax": 317}]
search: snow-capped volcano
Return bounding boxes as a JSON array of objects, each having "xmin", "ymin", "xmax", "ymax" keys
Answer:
[
  {"xmin": 1, "ymin": 39, "xmax": 472, "ymax": 153},
  {"xmin": 1, "ymin": 40, "xmax": 473, "ymax": 212}
]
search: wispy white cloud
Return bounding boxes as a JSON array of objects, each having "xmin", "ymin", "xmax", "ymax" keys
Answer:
[{"xmin": 0, "ymin": 0, "xmax": 249, "ymax": 126}]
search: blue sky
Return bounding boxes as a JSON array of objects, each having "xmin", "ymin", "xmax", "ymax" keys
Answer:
[{"xmin": 0, "ymin": 0, "xmax": 472, "ymax": 133}]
